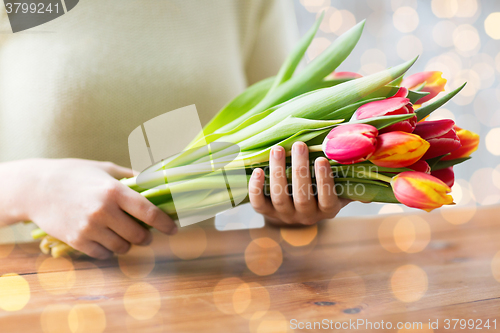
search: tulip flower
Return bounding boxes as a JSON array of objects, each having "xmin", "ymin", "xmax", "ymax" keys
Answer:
[
  {"xmin": 407, "ymin": 160, "xmax": 431, "ymax": 174},
  {"xmin": 327, "ymin": 71, "xmax": 362, "ymax": 80},
  {"xmin": 322, "ymin": 124, "xmax": 378, "ymax": 164},
  {"xmin": 402, "ymin": 71, "xmax": 447, "ymax": 104},
  {"xmin": 369, "ymin": 131, "xmax": 430, "ymax": 168},
  {"xmin": 352, "ymin": 91, "xmax": 417, "ymax": 133},
  {"xmin": 391, "ymin": 171, "xmax": 453, "ymax": 211},
  {"xmin": 431, "ymin": 167, "xmax": 454, "ymax": 187},
  {"xmin": 441, "ymin": 126, "xmax": 480, "ymax": 160},
  {"xmin": 412, "ymin": 119, "xmax": 461, "ymax": 160}
]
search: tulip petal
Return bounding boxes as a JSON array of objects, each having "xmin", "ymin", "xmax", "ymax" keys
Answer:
[
  {"xmin": 391, "ymin": 171, "xmax": 453, "ymax": 211},
  {"xmin": 441, "ymin": 127, "xmax": 480, "ymax": 160},
  {"xmin": 369, "ymin": 132, "xmax": 430, "ymax": 168}
]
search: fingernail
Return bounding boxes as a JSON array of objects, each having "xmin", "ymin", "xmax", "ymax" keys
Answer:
[
  {"xmin": 142, "ymin": 232, "xmax": 153, "ymax": 245},
  {"xmin": 252, "ymin": 169, "xmax": 261, "ymax": 178},
  {"xmin": 293, "ymin": 142, "xmax": 305, "ymax": 155},
  {"xmin": 272, "ymin": 147, "xmax": 283, "ymax": 159}
]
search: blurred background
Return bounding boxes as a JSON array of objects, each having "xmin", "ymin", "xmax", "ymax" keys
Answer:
[{"xmin": 292, "ymin": 0, "xmax": 500, "ymax": 217}]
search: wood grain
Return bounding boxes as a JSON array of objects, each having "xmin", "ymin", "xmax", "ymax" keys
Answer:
[{"xmin": 1, "ymin": 205, "xmax": 499, "ymax": 333}]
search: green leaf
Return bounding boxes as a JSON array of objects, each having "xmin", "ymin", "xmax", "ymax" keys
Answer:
[
  {"xmin": 192, "ymin": 76, "xmax": 275, "ymax": 143},
  {"xmin": 432, "ymin": 157, "xmax": 471, "ymax": 171},
  {"xmin": 321, "ymin": 97, "xmax": 385, "ymax": 121},
  {"xmin": 363, "ymin": 86, "xmax": 429, "ymax": 104},
  {"xmin": 215, "ymin": 20, "xmax": 367, "ymax": 134},
  {"xmin": 416, "ymin": 83, "xmax": 467, "ymax": 121},
  {"xmin": 236, "ymin": 117, "xmax": 343, "ymax": 150},
  {"xmin": 335, "ymin": 181, "xmax": 399, "ymax": 203},
  {"xmin": 218, "ymin": 57, "xmax": 418, "ymax": 146},
  {"xmin": 350, "ymin": 113, "xmax": 416, "ymax": 130},
  {"xmin": 267, "ymin": 12, "xmax": 323, "ymax": 94}
]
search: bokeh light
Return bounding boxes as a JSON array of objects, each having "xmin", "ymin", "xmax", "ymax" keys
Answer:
[
  {"xmin": 393, "ymin": 7, "xmax": 419, "ymax": 33},
  {"xmin": 397, "ymin": 35, "xmax": 423, "ymax": 61},
  {"xmin": 300, "ymin": 0, "xmax": 331, "ymax": 13},
  {"xmin": 484, "ymin": 12, "xmax": 500, "ymax": 40},
  {"xmin": 332, "ymin": 10, "xmax": 356, "ymax": 36},
  {"xmin": 245, "ymin": 237, "xmax": 283, "ymax": 276},
  {"xmin": 393, "ymin": 216, "xmax": 431, "ymax": 253},
  {"xmin": 360, "ymin": 48, "xmax": 387, "ymax": 75},
  {"xmin": 68, "ymin": 304, "xmax": 107, "ymax": 333},
  {"xmin": 37, "ymin": 257, "xmax": 76, "ymax": 295},
  {"xmin": 432, "ymin": 20, "xmax": 457, "ymax": 47},
  {"xmin": 391, "ymin": 264, "xmax": 428, "ymax": 302},
  {"xmin": 378, "ymin": 204, "xmax": 405, "ymax": 215},
  {"xmin": 327, "ymin": 271, "xmax": 366, "ymax": 307},
  {"xmin": 485, "ymin": 128, "xmax": 500, "ymax": 155},
  {"xmin": 118, "ymin": 245, "xmax": 156, "ymax": 279},
  {"xmin": 431, "ymin": 0, "xmax": 458, "ymax": 18},
  {"xmin": 427, "ymin": 108, "xmax": 456, "ymax": 121},
  {"xmin": 168, "ymin": 226, "xmax": 207, "ymax": 260},
  {"xmin": 249, "ymin": 311, "xmax": 288, "ymax": 333},
  {"xmin": 453, "ymin": 24, "xmax": 481, "ymax": 54},
  {"xmin": 0, "ymin": 273, "xmax": 30, "ymax": 311},
  {"xmin": 123, "ymin": 282, "xmax": 161, "ymax": 320},
  {"xmin": 307, "ymin": 37, "xmax": 331, "ymax": 61},
  {"xmin": 41, "ymin": 304, "xmax": 72, "ymax": 333},
  {"xmin": 470, "ymin": 168, "xmax": 500, "ymax": 205},
  {"xmin": 491, "ymin": 250, "xmax": 500, "ymax": 283},
  {"xmin": 441, "ymin": 179, "xmax": 477, "ymax": 224},
  {"xmin": 280, "ymin": 225, "xmax": 317, "ymax": 247},
  {"xmin": 456, "ymin": 0, "xmax": 478, "ymax": 17},
  {"xmin": 126, "ymin": 316, "xmax": 164, "ymax": 333},
  {"xmin": 213, "ymin": 278, "xmax": 271, "ymax": 319}
]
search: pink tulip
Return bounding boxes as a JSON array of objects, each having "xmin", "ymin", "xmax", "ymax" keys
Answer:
[
  {"xmin": 352, "ymin": 87, "xmax": 417, "ymax": 133},
  {"xmin": 431, "ymin": 167, "xmax": 455, "ymax": 187},
  {"xmin": 391, "ymin": 171, "xmax": 453, "ymax": 211},
  {"xmin": 322, "ymin": 124, "xmax": 378, "ymax": 164},
  {"xmin": 412, "ymin": 119, "xmax": 461, "ymax": 160},
  {"xmin": 369, "ymin": 131, "xmax": 430, "ymax": 168},
  {"xmin": 407, "ymin": 160, "xmax": 431, "ymax": 174},
  {"xmin": 402, "ymin": 71, "xmax": 447, "ymax": 104}
]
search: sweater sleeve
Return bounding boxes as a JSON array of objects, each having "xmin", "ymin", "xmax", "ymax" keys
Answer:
[{"xmin": 244, "ymin": 0, "xmax": 300, "ymax": 86}]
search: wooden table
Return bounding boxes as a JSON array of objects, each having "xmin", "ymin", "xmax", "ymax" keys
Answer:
[{"xmin": 1, "ymin": 204, "xmax": 500, "ymax": 333}]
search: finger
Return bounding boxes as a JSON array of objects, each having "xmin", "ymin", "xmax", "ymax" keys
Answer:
[
  {"xmin": 107, "ymin": 208, "xmax": 153, "ymax": 246},
  {"xmin": 99, "ymin": 162, "xmax": 135, "ymax": 179},
  {"xmin": 269, "ymin": 146, "xmax": 294, "ymax": 218},
  {"xmin": 315, "ymin": 157, "xmax": 340, "ymax": 217},
  {"xmin": 72, "ymin": 240, "xmax": 113, "ymax": 260},
  {"xmin": 249, "ymin": 168, "xmax": 274, "ymax": 216},
  {"xmin": 116, "ymin": 185, "xmax": 178, "ymax": 235},
  {"xmin": 92, "ymin": 227, "xmax": 132, "ymax": 254},
  {"xmin": 291, "ymin": 142, "xmax": 316, "ymax": 214}
]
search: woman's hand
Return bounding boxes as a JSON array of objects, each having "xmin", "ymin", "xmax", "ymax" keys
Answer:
[
  {"xmin": 0, "ymin": 158, "xmax": 177, "ymax": 259},
  {"xmin": 249, "ymin": 142, "xmax": 350, "ymax": 226}
]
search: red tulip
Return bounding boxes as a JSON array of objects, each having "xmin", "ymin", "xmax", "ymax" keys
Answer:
[
  {"xmin": 441, "ymin": 126, "xmax": 480, "ymax": 160},
  {"xmin": 369, "ymin": 131, "xmax": 430, "ymax": 168},
  {"xmin": 407, "ymin": 160, "xmax": 431, "ymax": 174},
  {"xmin": 431, "ymin": 167, "xmax": 454, "ymax": 187},
  {"xmin": 327, "ymin": 71, "xmax": 362, "ymax": 80},
  {"xmin": 402, "ymin": 71, "xmax": 447, "ymax": 104},
  {"xmin": 352, "ymin": 87, "xmax": 416, "ymax": 133},
  {"xmin": 413, "ymin": 119, "xmax": 461, "ymax": 159},
  {"xmin": 322, "ymin": 124, "xmax": 378, "ymax": 164},
  {"xmin": 391, "ymin": 171, "xmax": 453, "ymax": 211}
]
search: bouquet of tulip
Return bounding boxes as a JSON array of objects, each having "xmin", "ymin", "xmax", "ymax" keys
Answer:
[{"xmin": 32, "ymin": 15, "xmax": 479, "ymax": 257}]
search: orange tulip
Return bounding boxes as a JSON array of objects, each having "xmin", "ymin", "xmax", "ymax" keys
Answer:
[
  {"xmin": 402, "ymin": 71, "xmax": 447, "ymax": 104},
  {"xmin": 369, "ymin": 131, "xmax": 430, "ymax": 168},
  {"xmin": 441, "ymin": 126, "xmax": 480, "ymax": 160},
  {"xmin": 391, "ymin": 171, "xmax": 453, "ymax": 211}
]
